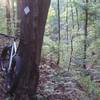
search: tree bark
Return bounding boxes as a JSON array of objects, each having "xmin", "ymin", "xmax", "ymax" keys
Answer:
[
  {"xmin": 57, "ymin": 0, "xmax": 61, "ymax": 65},
  {"xmin": 68, "ymin": 37, "xmax": 73, "ymax": 71},
  {"xmin": 66, "ymin": 0, "xmax": 69, "ymax": 45},
  {"xmin": 70, "ymin": 0, "xmax": 74, "ymax": 29},
  {"xmin": 5, "ymin": 0, "xmax": 11, "ymax": 35},
  {"xmin": 15, "ymin": 0, "xmax": 22, "ymax": 37},
  {"xmin": 83, "ymin": 0, "xmax": 88, "ymax": 68},
  {"xmin": 8, "ymin": 0, "xmax": 51, "ymax": 99}
]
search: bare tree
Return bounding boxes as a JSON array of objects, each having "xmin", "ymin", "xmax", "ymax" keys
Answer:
[
  {"xmin": 83, "ymin": 0, "xmax": 88, "ymax": 68},
  {"xmin": 70, "ymin": 0, "xmax": 74, "ymax": 29},
  {"xmin": 68, "ymin": 37, "xmax": 73, "ymax": 71},
  {"xmin": 66, "ymin": 0, "xmax": 69, "ymax": 43},
  {"xmin": 5, "ymin": 0, "xmax": 11, "ymax": 34},
  {"xmin": 75, "ymin": 0, "xmax": 79, "ymax": 31},
  {"xmin": 57, "ymin": 0, "xmax": 61, "ymax": 65}
]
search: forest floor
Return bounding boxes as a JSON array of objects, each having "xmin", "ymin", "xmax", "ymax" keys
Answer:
[
  {"xmin": 38, "ymin": 64, "xmax": 87, "ymax": 100},
  {"xmin": 0, "ymin": 59, "xmax": 100, "ymax": 100}
]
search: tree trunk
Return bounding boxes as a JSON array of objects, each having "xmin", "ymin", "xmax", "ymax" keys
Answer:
[
  {"xmin": 75, "ymin": 7, "xmax": 79, "ymax": 31},
  {"xmin": 57, "ymin": 0, "xmax": 61, "ymax": 65},
  {"xmin": 83, "ymin": 0, "xmax": 88, "ymax": 68},
  {"xmin": 12, "ymin": 0, "xmax": 16, "ymax": 34},
  {"xmin": 68, "ymin": 37, "xmax": 73, "ymax": 71},
  {"xmin": 5, "ymin": 0, "xmax": 11, "ymax": 35},
  {"xmin": 66, "ymin": 0, "xmax": 69, "ymax": 44},
  {"xmin": 70, "ymin": 0, "xmax": 74, "ymax": 29},
  {"xmin": 8, "ymin": 0, "xmax": 51, "ymax": 100},
  {"xmin": 15, "ymin": 0, "xmax": 21, "ymax": 37}
]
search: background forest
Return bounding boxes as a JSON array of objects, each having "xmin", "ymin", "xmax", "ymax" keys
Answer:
[
  {"xmin": 0, "ymin": 0, "xmax": 100, "ymax": 100},
  {"xmin": 0, "ymin": 0, "xmax": 100, "ymax": 67}
]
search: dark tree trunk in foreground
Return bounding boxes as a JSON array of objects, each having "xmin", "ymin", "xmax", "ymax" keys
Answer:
[{"xmin": 10, "ymin": 0, "xmax": 51, "ymax": 99}]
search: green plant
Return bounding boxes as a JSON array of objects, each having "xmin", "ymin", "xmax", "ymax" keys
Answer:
[{"xmin": 79, "ymin": 76, "xmax": 100, "ymax": 97}]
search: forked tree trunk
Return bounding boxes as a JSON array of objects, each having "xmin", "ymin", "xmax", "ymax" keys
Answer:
[{"xmin": 10, "ymin": 0, "xmax": 51, "ymax": 100}]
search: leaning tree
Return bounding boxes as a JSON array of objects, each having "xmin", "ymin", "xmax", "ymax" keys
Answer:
[{"xmin": 8, "ymin": 0, "xmax": 51, "ymax": 100}]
